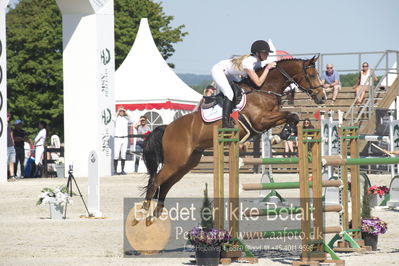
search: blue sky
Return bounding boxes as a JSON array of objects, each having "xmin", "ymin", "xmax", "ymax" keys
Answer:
[
  {"xmin": 8, "ymin": 0, "xmax": 399, "ymax": 74},
  {"xmin": 155, "ymin": 0, "xmax": 399, "ymax": 74}
]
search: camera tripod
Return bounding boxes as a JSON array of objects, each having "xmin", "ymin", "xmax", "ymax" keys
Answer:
[{"xmin": 63, "ymin": 165, "xmax": 92, "ymax": 218}]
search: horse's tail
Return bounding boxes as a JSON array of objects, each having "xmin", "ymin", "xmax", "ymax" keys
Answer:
[{"xmin": 142, "ymin": 125, "xmax": 166, "ymax": 196}]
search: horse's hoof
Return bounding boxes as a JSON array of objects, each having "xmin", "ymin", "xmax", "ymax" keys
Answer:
[
  {"xmin": 142, "ymin": 201, "xmax": 151, "ymax": 210},
  {"xmin": 131, "ymin": 218, "xmax": 140, "ymax": 226},
  {"xmin": 146, "ymin": 216, "xmax": 155, "ymax": 227},
  {"xmin": 153, "ymin": 207, "xmax": 165, "ymax": 218}
]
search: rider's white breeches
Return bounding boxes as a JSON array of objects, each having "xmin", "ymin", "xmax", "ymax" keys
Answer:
[{"xmin": 211, "ymin": 64, "xmax": 234, "ymax": 101}]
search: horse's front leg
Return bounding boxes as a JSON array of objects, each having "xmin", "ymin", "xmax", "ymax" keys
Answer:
[{"xmin": 257, "ymin": 111, "xmax": 299, "ymax": 142}]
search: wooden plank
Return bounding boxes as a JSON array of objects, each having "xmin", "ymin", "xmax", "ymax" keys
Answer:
[{"xmin": 377, "ymin": 77, "xmax": 399, "ymax": 108}]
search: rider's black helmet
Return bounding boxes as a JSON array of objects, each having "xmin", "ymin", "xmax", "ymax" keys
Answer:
[{"xmin": 251, "ymin": 40, "xmax": 273, "ymax": 54}]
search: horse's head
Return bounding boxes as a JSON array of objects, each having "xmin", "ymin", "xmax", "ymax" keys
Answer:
[{"xmin": 295, "ymin": 56, "xmax": 326, "ymax": 104}]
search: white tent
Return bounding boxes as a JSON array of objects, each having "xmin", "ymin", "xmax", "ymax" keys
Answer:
[
  {"xmin": 268, "ymin": 39, "xmax": 292, "ymax": 61},
  {"xmin": 267, "ymin": 39, "xmax": 278, "ymax": 63},
  {"xmin": 115, "ymin": 18, "xmax": 202, "ymax": 127}
]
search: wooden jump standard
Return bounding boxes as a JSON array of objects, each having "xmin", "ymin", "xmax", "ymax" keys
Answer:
[{"xmin": 213, "ymin": 125, "xmax": 344, "ymax": 265}]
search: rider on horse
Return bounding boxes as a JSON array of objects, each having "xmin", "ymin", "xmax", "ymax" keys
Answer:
[{"xmin": 211, "ymin": 40, "xmax": 277, "ymax": 128}]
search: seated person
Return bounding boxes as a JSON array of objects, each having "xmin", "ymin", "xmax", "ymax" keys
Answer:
[
  {"xmin": 353, "ymin": 62, "xmax": 378, "ymax": 105},
  {"xmin": 321, "ymin": 64, "xmax": 341, "ymax": 104}
]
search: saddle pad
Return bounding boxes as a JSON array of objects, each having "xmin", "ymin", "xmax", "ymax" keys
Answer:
[{"xmin": 200, "ymin": 92, "xmax": 246, "ymax": 122}]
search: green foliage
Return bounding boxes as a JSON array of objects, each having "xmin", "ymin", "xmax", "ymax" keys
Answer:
[
  {"xmin": 191, "ymin": 80, "xmax": 213, "ymax": 94},
  {"xmin": 340, "ymin": 73, "xmax": 359, "ymax": 87},
  {"xmin": 7, "ymin": 0, "xmax": 63, "ymax": 139},
  {"xmin": 339, "ymin": 73, "xmax": 381, "ymax": 87},
  {"xmin": 114, "ymin": 0, "xmax": 187, "ymax": 70},
  {"xmin": 200, "ymin": 183, "xmax": 214, "ymax": 230},
  {"xmin": 361, "ymin": 182, "xmax": 372, "ymax": 219},
  {"xmin": 6, "ymin": 0, "xmax": 187, "ymax": 141}
]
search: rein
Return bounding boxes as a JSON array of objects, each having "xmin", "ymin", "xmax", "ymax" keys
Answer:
[
  {"xmin": 245, "ymin": 59, "xmax": 322, "ymax": 99},
  {"xmin": 249, "ymin": 88, "xmax": 284, "ymax": 97},
  {"xmin": 275, "ymin": 63, "xmax": 322, "ymax": 98},
  {"xmin": 248, "ymin": 65, "xmax": 302, "ymax": 98}
]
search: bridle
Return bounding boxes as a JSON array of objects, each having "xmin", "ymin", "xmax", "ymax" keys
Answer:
[{"xmin": 275, "ymin": 61, "xmax": 323, "ymax": 98}]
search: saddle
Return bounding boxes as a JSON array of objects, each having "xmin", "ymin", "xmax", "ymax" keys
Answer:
[{"xmin": 201, "ymin": 82, "xmax": 244, "ymax": 110}]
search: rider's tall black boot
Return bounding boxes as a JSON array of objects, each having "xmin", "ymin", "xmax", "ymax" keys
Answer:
[{"xmin": 222, "ymin": 97, "xmax": 234, "ymax": 128}]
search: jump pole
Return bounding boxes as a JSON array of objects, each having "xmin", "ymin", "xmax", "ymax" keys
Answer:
[{"xmin": 242, "ymin": 179, "xmax": 343, "ymax": 190}]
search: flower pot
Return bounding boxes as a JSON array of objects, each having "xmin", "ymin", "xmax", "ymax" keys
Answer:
[
  {"xmin": 195, "ymin": 245, "xmax": 221, "ymax": 266},
  {"xmin": 55, "ymin": 164, "xmax": 65, "ymax": 178},
  {"xmin": 362, "ymin": 232, "xmax": 378, "ymax": 251},
  {"xmin": 369, "ymin": 194, "xmax": 385, "ymax": 208},
  {"xmin": 49, "ymin": 202, "xmax": 65, "ymax": 219}
]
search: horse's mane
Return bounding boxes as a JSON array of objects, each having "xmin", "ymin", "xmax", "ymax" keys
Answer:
[
  {"xmin": 267, "ymin": 58, "xmax": 316, "ymax": 74},
  {"xmin": 275, "ymin": 58, "xmax": 312, "ymax": 66},
  {"xmin": 253, "ymin": 58, "xmax": 305, "ymax": 76},
  {"xmin": 276, "ymin": 58, "xmax": 305, "ymax": 64}
]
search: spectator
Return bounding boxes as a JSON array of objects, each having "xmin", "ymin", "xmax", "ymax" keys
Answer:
[
  {"xmin": 195, "ymin": 85, "xmax": 217, "ymax": 111},
  {"xmin": 13, "ymin": 120, "xmax": 31, "ymax": 178},
  {"xmin": 353, "ymin": 62, "xmax": 378, "ymax": 105},
  {"xmin": 33, "ymin": 121, "xmax": 47, "ymax": 177},
  {"xmin": 284, "ymin": 127, "xmax": 297, "ymax": 158},
  {"xmin": 303, "ymin": 118, "xmax": 314, "ymax": 129},
  {"xmin": 113, "ymin": 106, "xmax": 134, "ymax": 175},
  {"xmin": 7, "ymin": 112, "xmax": 16, "ymax": 180},
  {"xmin": 321, "ymin": 64, "xmax": 341, "ymax": 104},
  {"xmin": 203, "ymin": 84, "xmax": 216, "ymax": 97},
  {"xmin": 134, "ymin": 116, "xmax": 151, "ymax": 173}
]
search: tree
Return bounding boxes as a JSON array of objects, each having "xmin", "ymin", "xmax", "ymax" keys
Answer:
[
  {"xmin": 192, "ymin": 80, "xmax": 212, "ymax": 94},
  {"xmin": 6, "ymin": 0, "xmax": 187, "ymax": 140},
  {"xmin": 7, "ymin": 0, "xmax": 63, "ymax": 138},
  {"xmin": 114, "ymin": 0, "xmax": 187, "ymax": 70},
  {"xmin": 340, "ymin": 73, "xmax": 359, "ymax": 87}
]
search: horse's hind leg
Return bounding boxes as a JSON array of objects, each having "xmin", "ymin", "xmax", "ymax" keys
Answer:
[
  {"xmin": 148, "ymin": 151, "xmax": 203, "ymax": 225},
  {"xmin": 139, "ymin": 161, "xmax": 189, "ymax": 226},
  {"xmin": 131, "ymin": 164, "xmax": 176, "ymax": 227},
  {"xmin": 141, "ymin": 163, "xmax": 175, "ymax": 210}
]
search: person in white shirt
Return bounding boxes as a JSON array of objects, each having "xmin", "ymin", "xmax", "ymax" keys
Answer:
[
  {"xmin": 33, "ymin": 121, "xmax": 47, "ymax": 177},
  {"xmin": 353, "ymin": 62, "xmax": 378, "ymax": 105},
  {"xmin": 113, "ymin": 106, "xmax": 134, "ymax": 175},
  {"xmin": 211, "ymin": 40, "xmax": 276, "ymax": 127}
]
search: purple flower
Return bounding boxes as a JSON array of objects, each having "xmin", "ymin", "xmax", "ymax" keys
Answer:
[{"xmin": 361, "ymin": 217, "xmax": 388, "ymax": 236}]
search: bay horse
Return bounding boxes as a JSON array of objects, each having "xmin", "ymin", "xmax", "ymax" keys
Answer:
[{"xmin": 137, "ymin": 56, "xmax": 325, "ymax": 226}]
